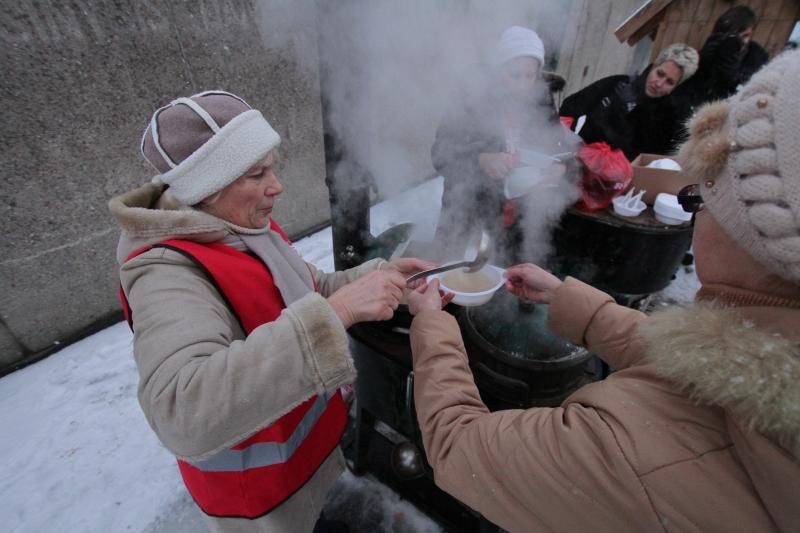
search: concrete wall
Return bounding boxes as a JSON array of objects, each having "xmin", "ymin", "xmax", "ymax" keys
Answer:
[{"xmin": 0, "ymin": 0, "xmax": 328, "ymax": 372}]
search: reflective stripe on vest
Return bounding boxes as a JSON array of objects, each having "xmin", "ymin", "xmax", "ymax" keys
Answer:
[
  {"xmin": 189, "ymin": 393, "xmax": 330, "ymax": 472},
  {"xmin": 120, "ymin": 230, "xmax": 347, "ymax": 519}
]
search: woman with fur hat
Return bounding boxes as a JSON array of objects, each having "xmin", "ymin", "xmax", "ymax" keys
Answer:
[
  {"xmin": 406, "ymin": 50, "xmax": 800, "ymax": 532},
  {"xmin": 560, "ymin": 43, "xmax": 699, "ymax": 160},
  {"xmin": 109, "ymin": 90, "xmax": 432, "ymax": 532}
]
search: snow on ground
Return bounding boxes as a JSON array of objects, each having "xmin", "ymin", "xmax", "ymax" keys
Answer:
[
  {"xmin": 0, "ymin": 321, "xmax": 180, "ymax": 533},
  {"xmin": 649, "ymin": 262, "xmax": 701, "ymax": 309},
  {"xmin": 0, "ymin": 176, "xmax": 699, "ymax": 532}
]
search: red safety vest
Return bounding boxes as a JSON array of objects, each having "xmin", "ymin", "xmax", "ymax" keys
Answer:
[{"xmin": 120, "ymin": 224, "xmax": 347, "ymax": 519}]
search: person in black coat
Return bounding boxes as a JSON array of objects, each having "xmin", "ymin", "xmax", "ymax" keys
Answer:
[
  {"xmin": 671, "ymin": 6, "xmax": 770, "ymax": 144},
  {"xmin": 559, "ymin": 43, "xmax": 699, "ymax": 160},
  {"xmin": 432, "ymin": 26, "xmax": 578, "ymax": 263}
]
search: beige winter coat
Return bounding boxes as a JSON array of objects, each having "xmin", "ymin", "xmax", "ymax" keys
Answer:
[
  {"xmin": 110, "ymin": 183, "xmax": 381, "ymax": 532},
  {"xmin": 410, "ymin": 277, "xmax": 800, "ymax": 532}
]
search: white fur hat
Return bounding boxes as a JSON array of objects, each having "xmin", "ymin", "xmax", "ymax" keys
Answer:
[
  {"xmin": 654, "ymin": 43, "xmax": 699, "ymax": 85},
  {"xmin": 141, "ymin": 90, "xmax": 281, "ymax": 206},
  {"xmin": 678, "ymin": 49, "xmax": 800, "ymax": 284},
  {"xmin": 494, "ymin": 26, "xmax": 545, "ymax": 67}
]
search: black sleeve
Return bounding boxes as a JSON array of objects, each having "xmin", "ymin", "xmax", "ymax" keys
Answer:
[
  {"xmin": 431, "ymin": 103, "xmax": 490, "ymax": 181},
  {"xmin": 559, "ymin": 79, "xmax": 605, "ymax": 119},
  {"xmin": 560, "ymin": 76, "xmax": 634, "ymax": 154},
  {"xmin": 702, "ymin": 33, "xmax": 745, "ymax": 98},
  {"xmin": 630, "ymin": 100, "xmax": 679, "ymax": 158},
  {"xmin": 739, "ymin": 42, "xmax": 769, "ymax": 85},
  {"xmin": 560, "ymin": 76, "xmax": 632, "ymax": 124}
]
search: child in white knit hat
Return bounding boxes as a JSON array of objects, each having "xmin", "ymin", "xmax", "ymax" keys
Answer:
[{"xmin": 432, "ymin": 26, "xmax": 579, "ymax": 264}]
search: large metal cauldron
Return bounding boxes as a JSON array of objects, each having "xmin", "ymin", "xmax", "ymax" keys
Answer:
[
  {"xmin": 549, "ymin": 206, "xmax": 693, "ymax": 299},
  {"xmin": 346, "ymin": 294, "xmax": 594, "ymax": 531},
  {"xmin": 458, "ymin": 290, "xmax": 592, "ymax": 409}
]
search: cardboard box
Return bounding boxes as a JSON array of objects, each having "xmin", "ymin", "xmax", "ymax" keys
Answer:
[{"xmin": 629, "ymin": 153, "xmax": 694, "ymax": 205}]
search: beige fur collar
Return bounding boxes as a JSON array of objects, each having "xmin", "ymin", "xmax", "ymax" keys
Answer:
[
  {"xmin": 643, "ymin": 304, "xmax": 800, "ymax": 459},
  {"xmin": 108, "ymin": 183, "xmax": 228, "ymax": 263}
]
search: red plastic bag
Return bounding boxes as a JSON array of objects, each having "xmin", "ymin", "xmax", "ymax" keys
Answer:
[
  {"xmin": 576, "ymin": 142, "xmax": 633, "ymax": 211},
  {"xmin": 503, "ymin": 199, "xmax": 518, "ymax": 227}
]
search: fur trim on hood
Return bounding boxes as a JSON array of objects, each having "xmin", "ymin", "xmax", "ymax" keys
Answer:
[
  {"xmin": 677, "ymin": 99, "xmax": 732, "ymax": 184},
  {"xmin": 643, "ymin": 304, "xmax": 800, "ymax": 459},
  {"xmin": 108, "ymin": 183, "xmax": 228, "ymax": 264}
]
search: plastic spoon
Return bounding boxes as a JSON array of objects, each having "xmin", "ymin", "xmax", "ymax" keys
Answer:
[
  {"xmin": 628, "ymin": 189, "xmax": 646, "ymax": 208},
  {"xmin": 575, "ymin": 115, "xmax": 587, "ymax": 135}
]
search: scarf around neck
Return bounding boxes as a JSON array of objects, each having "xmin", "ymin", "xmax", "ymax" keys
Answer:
[{"xmin": 219, "ymin": 219, "xmax": 315, "ymax": 306}]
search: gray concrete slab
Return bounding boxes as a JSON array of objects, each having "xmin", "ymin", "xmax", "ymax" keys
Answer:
[
  {"xmin": 0, "ymin": 321, "xmax": 26, "ymax": 369},
  {"xmin": 0, "ymin": 228, "xmax": 121, "ymax": 353},
  {"xmin": 0, "ymin": 0, "xmax": 329, "ymax": 369}
]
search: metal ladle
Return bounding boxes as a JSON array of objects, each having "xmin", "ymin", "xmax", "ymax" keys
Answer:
[{"xmin": 405, "ymin": 230, "xmax": 491, "ymax": 285}]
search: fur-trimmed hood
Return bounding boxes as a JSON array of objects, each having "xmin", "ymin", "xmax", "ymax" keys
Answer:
[
  {"xmin": 643, "ymin": 303, "xmax": 800, "ymax": 460},
  {"xmin": 108, "ymin": 183, "xmax": 229, "ymax": 264}
]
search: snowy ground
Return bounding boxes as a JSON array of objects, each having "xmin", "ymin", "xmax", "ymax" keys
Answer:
[{"xmin": 0, "ymin": 177, "xmax": 699, "ymax": 532}]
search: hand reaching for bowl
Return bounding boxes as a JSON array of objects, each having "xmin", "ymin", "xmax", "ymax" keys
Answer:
[
  {"xmin": 504, "ymin": 263, "xmax": 563, "ymax": 304},
  {"xmin": 479, "ymin": 152, "xmax": 517, "ymax": 180},
  {"xmin": 328, "ymin": 270, "xmax": 406, "ymax": 328},
  {"xmin": 381, "ymin": 257, "xmax": 437, "ymax": 289},
  {"xmin": 407, "ymin": 279, "xmax": 454, "ymax": 316}
]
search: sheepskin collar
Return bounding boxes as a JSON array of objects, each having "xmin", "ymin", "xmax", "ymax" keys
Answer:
[
  {"xmin": 108, "ymin": 183, "xmax": 228, "ymax": 263},
  {"xmin": 643, "ymin": 304, "xmax": 800, "ymax": 459}
]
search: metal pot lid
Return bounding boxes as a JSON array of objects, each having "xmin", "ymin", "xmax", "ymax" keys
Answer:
[{"xmin": 462, "ymin": 289, "xmax": 588, "ymax": 363}]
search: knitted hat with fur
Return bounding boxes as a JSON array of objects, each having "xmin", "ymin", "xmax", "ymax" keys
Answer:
[
  {"xmin": 678, "ymin": 49, "xmax": 800, "ymax": 285},
  {"xmin": 141, "ymin": 90, "xmax": 280, "ymax": 206}
]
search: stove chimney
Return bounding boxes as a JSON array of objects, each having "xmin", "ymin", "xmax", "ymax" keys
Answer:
[{"xmin": 316, "ymin": 1, "xmax": 373, "ymax": 270}]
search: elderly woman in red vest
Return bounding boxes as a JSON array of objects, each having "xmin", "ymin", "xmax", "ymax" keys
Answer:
[{"xmin": 109, "ymin": 91, "xmax": 431, "ymax": 532}]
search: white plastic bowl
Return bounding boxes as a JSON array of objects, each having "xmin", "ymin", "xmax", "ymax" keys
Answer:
[
  {"xmin": 646, "ymin": 158, "xmax": 682, "ymax": 171},
  {"xmin": 654, "ymin": 193, "xmax": 692, "ymax": 225},
  {"xmin": 612, "ymin": 195, "xmax": 646, "ymax": 217},
  {"xmin": 504, "ymin": 166, "xmax": 547, "ymax": 199},
  {"xmin": 427, "ymin": 265, "xmax": 506, "ymax": 307}
]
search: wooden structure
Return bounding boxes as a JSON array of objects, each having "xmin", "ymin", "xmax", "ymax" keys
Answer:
[
  {"xmin": 557, "ymin": 0, "xmax": 654, "ymax": 99},
  {"xmin": 615, "ymin": 0, "xmax": 800, "ymax": 60}
]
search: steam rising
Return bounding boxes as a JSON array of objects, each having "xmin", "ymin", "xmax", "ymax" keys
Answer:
[{"xmin": 260, "ymin": 0, "xmax": 579, "ymax": 266}]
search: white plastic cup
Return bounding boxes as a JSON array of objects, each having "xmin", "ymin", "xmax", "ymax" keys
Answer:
[{"xmin": 654, "ymin": 193, "xmax": 692, "ymax": 225}]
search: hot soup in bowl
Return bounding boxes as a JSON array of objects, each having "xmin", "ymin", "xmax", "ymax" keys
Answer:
[{"xmin": 428, "ymin": 265, "xmax": 506, "ymax": 306}]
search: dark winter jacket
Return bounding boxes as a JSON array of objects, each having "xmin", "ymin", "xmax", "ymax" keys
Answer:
[
  {"xmin": 671, "ymin": 34, "xmax": 769, "ymax": 144},
  {"xmin": 432, "ymin": 79, "xmax": 572, "ymax": 242},
  {"xmin": 559, "ymin": 67, "xmax": 679, "ymax": 160}
]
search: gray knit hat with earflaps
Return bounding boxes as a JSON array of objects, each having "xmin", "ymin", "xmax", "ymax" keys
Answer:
[
  {"xmin": 140, "ymin": 90, "xmax": 281, "ymax": 206},
  {"xmin": 678, "ymin": 49, "xmax": 800, "ymax": 285}
]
